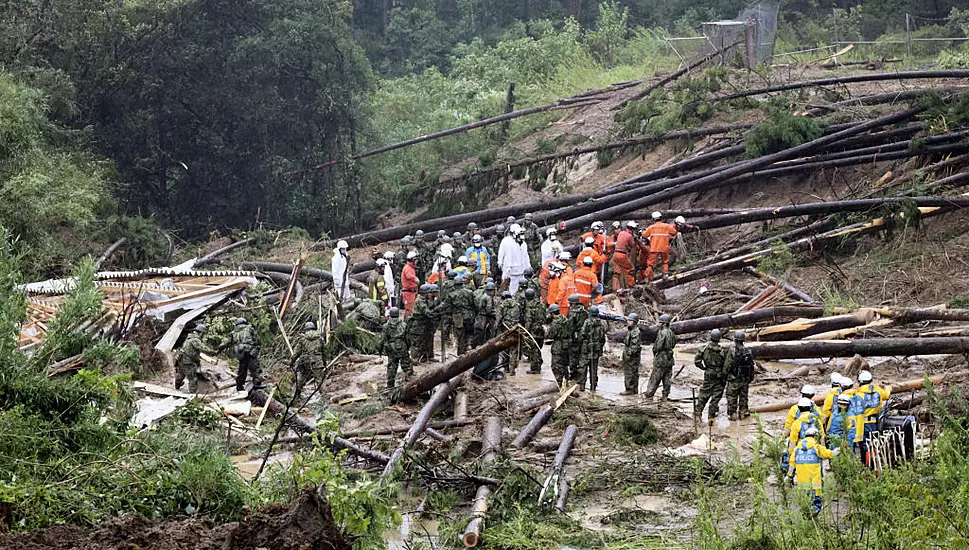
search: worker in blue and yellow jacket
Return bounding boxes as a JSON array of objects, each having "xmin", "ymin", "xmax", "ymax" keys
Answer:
[
  {"xmin": 783, "ymin": 397, "xmax": 826, "ymax": 474},
  {"xmin": 824, "ymin": 392, "xmax": 856, "ymax": 450},
  {"xmin": 856, "ymin": 370, "xmax": 891, "ymax": 437},
  {"xmin": 787, "ymin": 426, "xmax": 840, "ymax": 513},
  {"xmin": 819, "ymin": 372, "xmax": 845, "ymax": 426},
  {"xmin": 785, "ymin": 385, "xmax": 821, "ymax": 432}
]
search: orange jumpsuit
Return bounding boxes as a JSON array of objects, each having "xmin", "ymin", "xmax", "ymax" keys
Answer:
[
  {"xmin": 641, "ymin": 222, "xmax": 678, "ymax": 280},
  {"xmin": 539, "ymin": 258, "xmax": 556, "ymax": 302},
  {"xmin": 611, "ymin": 230, "xmax": 636, "ymax": 291},
  {"xmin": 576, "ymin": 247, "xmax": 606, "ymax": 275},
  {"xmin": 401, "ymin": 262, "xmax": 419, "ymax": 315},
  {"xmin": 556, "ymin": 271, "xmax": 578, "ymax": 316},
  {"xmin": 573, "ymin": 266, "xmax": 600, "ymax": 307},
  {"xmin": 581, "ymin": 232, "xmax": 606, "ymax": 254}
]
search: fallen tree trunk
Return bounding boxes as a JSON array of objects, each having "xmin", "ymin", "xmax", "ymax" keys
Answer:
[
  {"xmin": 251, "ymin": 389, "xmax": 391, "ymax": 464},
  {"xmin": 748, "ymin": 337, "xmax": 969, "ymax": 360},
  {"xmin": 743, "ymin": 267, "xmax": 816, "ymax": 303},
  {"xmin": 396, "ymin": 330, "xmax": 520, "ymax": 402},
  {"xmin": 713, "ymin": 70, "xmax": 969, "ymax": 104},
  {"xmin": 196, "ymin": 238, "xmax": 255, "ymax": 266},
  {"xmin": 95, "ymin": 238, "xmax": 127, "ymax": 267},
  {"xmin": 240, "ymin": 260, "xmax": 368, "ymax": 291},
  {"xmin": 381, "ymin": 377, "xmax": 463, "ymax": 481},
  {"xmin": 837, "ymin": 306, "xmax": 969, "ymax": 323},
  {"xmin": 637, "ymin": 305, "xmax": 828, "ymax": 341},
  {"xmin": 750, "ymin": 371, "xmax": 969, "ymax": 413},
  {"xmin": 340, "ymin": 419, "xmax": 474, "ymax": 438},
  {"xmin": 688, "ymin": 219, "xmax": 836, "ymax": 270},
  {"xmin": 807, "ymin": 86, "xmax": 969, "ymax": 117},
  {"xmin": 748, "ymin": 311, "xmax": 875, "ymax": 341},
  {"xmin": 553, "ymin": 425, "xmax": 579, "ymax": 513},
  {"xmin": 463, "ymin": 416, "xmax": 502, "ymax": 548},
  {"xmin": 616, "ymin": 44, "xmax": 741, "ymax": 109},
  {"xmin": 511, "ymin": 405, "xmax": 554, "ymax": 448}
]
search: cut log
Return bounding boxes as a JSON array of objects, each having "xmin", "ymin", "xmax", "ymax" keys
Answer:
[
  {"xmin": 838, "ymin": 307, "xmax": 969, "ymax": 323},
  {"xmin": 511, "ymin": 405, "xmax": 554, "ymax": 448},
  {"xmin": 396, "ymin": 330, "xmax": 520, "ymax": 402},
  {"xmin": 552, "ymin": 425, "xmax": 578, "ymax": 513},
  {"xmin": 842, "ymin": 355, "xmax": 870, "ymax": 378},
  {"xmin": 513, "ymin": 394, "xmax": 555, "ymax": 414},
  {"xmin": 638, "ymin": 306, "xmax": 828, "ymax": 341},
  {"xmin": 462, "ymin": 416, "xmax": 502, "ymax": 548},
  {"xmin": 805, "ymin": 317, "xmax": 894, "ymax": 340},
  {"xmin": 747, "ymin": 337, "xmax": 969, "ymax": 360},
  {"xmin": 750, "ymin": 371, "xmax": 969, "ymax": 413},
  {"xmin": 454, "ymin": 392, "xmax": 469, "ymax": 421},
  {"xmin": 381, "ymin": 376, "xmax": 463, "ymax": 481},
  {"xmin": 743, "ymin": 267, "xmax": 815, "ymax": 303},
  {"xmin": 748, "ymin": 311, "xmax": 875, "ymax": 341}
]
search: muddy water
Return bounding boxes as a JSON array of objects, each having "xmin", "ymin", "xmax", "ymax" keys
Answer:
[
  {"xmin": 386, "ymin": 513, "xmax": 440, "ymax": 549},
  {"xmin": 230, "ymin": 451, "xmax": 294, "ymax": 481}
]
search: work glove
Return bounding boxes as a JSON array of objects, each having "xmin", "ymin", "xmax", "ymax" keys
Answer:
[{"xmin": 832, "ymin": 448, "xmax": 841, "ymax": 457}]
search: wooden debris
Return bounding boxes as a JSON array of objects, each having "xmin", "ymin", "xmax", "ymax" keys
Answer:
[{"xmin": 462, "ymin": 417, "xmax": 502, "ymax": 548}]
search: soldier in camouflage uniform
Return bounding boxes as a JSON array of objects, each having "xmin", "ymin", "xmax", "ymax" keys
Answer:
[
  {"xmin": 380, "ymin": 307, "xmax": 412, "ymax": 389},
  {"xmin": 693, "ymin": 329, "xmax": 726, "ymax": 424},
  {"xmin": 522, "ymin": 213, "xmax": 543, "ymax": 267},
  {"xmin": 620, "ymin": 314, "xmax": 642, "ymax": 395},
  {"xmin": 407, "ymin": 284, "xmax": 440, "ymax": 363},
  {"xmin": 352, "ymin": 299, "xmax": 385, "ymax": 333},
  {"xmin": 521, "ymin": 267, "xmax": 541, "ymax": 296},
  {"xmin": 644, "ymin": 314, "xmax": 677, "ymax": 402},
  {"xmin": 292, "ymin": 321, "xmax": 324, "ymax": 387},
  {"xmin": 724, "ymin": 331, "xmax": 755, "ymax": 420},
  {"xmin": 473, "ymin": 281, "xmax": 497, "ymax": 346},
  {"xmin": 439, "ymin": 270, "xmax": 456, "ymax": 347},
  {"xmin": 445, "ymin": 276, "xmax": 476, "ymax": 355},
  {"xmin": 565, "ymin": 295, "xmax": 588, "ymax": 384},
  {"xmin": 231, "ymin": 318, "xmax": 263, "ymax": 391},
  {"xmin": 520, "ymin": 288, "xmax": 546, "ymax": 373},
  {"xmin": 578, "ymin": 305, "xmax": 606, "ymax": 392},
  {"xmin": 546, "ymin": 304, "xmax": 570, "ymax": 386},
  {"xmin": 496, "ymin": 290, "xmax": 522, "ymax": 375},
  {"xmin": 175, "ymin": 324, "xmax": 216, "ymax": 393}
]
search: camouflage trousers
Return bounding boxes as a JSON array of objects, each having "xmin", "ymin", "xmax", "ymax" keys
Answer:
[
  {"xmin": 694, "ymin": 377, "xmax": 725, "ymax": 419},
  {"xmin": 644, "ymin": 363, "xmax": 673, "ymax": 400},
  {"xmin": 551, "ymin": 351, "xmax": 569, "ymax": 386},
  {"xmin": 623, "ymin": 355, "xmax": 641, "ymax": 393},
  {"xmin": 577, "ymin": 346, "xmax": 602, "ymax": 391},
  {"xmin": 235, "ymin": 352, "xmax": 263, "ymax": 391},
  {"xmin": 175, "ymin": 360, "xmax": 200, "ymax": 393},
  {"xmin": 726, "ymin": 378, "xmax": 750, "ymax": 417},
  {"xmin": 387, "ymin": 352, "xmax": 414, "ymax": 389}
]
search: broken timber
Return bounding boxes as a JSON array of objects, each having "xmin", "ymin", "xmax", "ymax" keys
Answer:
[
  {"xmin": 747, "ymin": 337, "xmax": 969, "ymax": 360},
  {"xmin": 553, "ymin": 425, "xmax": 578, "ymax": 513},
  {"xmin": 462, "ymin": 416, "xmax": 502, "ymax": 548}
]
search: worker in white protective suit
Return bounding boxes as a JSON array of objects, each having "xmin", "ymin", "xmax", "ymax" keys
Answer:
[
  {"xmin": 432, "ymin": 243, "xmax": 454, "ymax": 275},
  {"xmin": 498, "ymin": 224, "xmax": 531, "ymax": 295},
  {"xmin": 382, "ymin": 250, "xmax": 396, "ymax": 308},
  {"xmin": 541, "ymin": 227, "xmax": 560, "ymax": 265},
  {"xmin": 332, "ymin": 240, "xmax": 351, "ymax": 302}
]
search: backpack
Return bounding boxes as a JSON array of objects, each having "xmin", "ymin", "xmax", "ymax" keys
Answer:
[{"xmin": 731, "ymin": 347, "xmax": 755, "ymax": 380}]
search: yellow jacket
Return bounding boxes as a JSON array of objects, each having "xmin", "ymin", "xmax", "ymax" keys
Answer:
[
  {"xmin": 789, "ymin": 436, "xmax": 835, "ymax": 494},
  {"xmin": 785, "ymin": 402, "xmax": 821, "ymax": 431},
  {"xmin": 788, "ymin": 412, "xmax": 826, "ymax": 449},
  {"xmin": 857, "ymin": 383, "xmax": 891, "ymax": 429},
  {"xmin": 819, "ymin": 387, "xmax": 842, "ymax": 426}
]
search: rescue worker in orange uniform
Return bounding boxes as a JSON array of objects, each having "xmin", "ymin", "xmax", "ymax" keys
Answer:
[
  {"xmin": 581, "ymin": 221, "xmax": 606, "ymax": 254},
  {"xmin": 401, "ymin": 251, "xmax": 420, "ymax": 315},
  {"xmin": 546, "ymin": 262, "xmax": 565, "ymax": 307},
  {"xmin": 556, "ymin": 260, "xmax": 578, "ymax": 316},
  {"xmin": 641, "ymin": 211, "xmax": 678, "ymax": 281},
  {"xmin": 611, "ymin": 221, "xmax": 638, "ymax": 291},
  {"xmin": 577, "ymin": 237, "xmax": 606, "ymax": 275},
  {"xmin": 573, "ymin": 256, "xmax": 601, "ymax": 307}
]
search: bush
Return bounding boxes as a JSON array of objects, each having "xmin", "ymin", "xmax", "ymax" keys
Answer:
[{"xmin": 745, "ymin": 110, "xmax": 823, "ymax": 158}]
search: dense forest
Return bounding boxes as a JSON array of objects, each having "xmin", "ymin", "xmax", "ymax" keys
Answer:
[{"xmin": 0, "ymin": 0, "xmax": 967, "ymax": 272}]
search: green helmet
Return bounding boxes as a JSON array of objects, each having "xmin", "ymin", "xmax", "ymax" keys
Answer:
[
  {"xmin": 548, "ymin": 304, "xmax": 560, "ymax": 314},
  {"xmin": 627, "ymin": 313, "xmax": 639, "ymax": 323},
  {"xmin": 734, "ymin": 331, "xmax": 746, "ymax": 342},
  {"xmin": 485, "ymin": 282, "xmax": 496, "ymax": 291},
  {"xmin": 589, "ymin": 305, "xmax": 600, "ymax": 317},
  {"xmin": 524, "ymin": 288, "xmax": 536, "ymax": 299},
  {"xmin": 568, "ymin": 294, "xmax": 580, "ymax": 304},
  {"xmin": 659, "ymin": 314, "xmax": 671, "ymax": 324},
  {"xmin": 710, "ymin": 329, "xmax": 722, "ymax": 341},
  {"xmin": 304, "ymin": 321, "xmax": 316, "ymax": 331},
  {"xmin": 195, "ymin": 324, "xmax": 207, "ymax": 333},
  {"xmin": 389, "ymin": 307, "xmax": 400, "ymax": 317}
]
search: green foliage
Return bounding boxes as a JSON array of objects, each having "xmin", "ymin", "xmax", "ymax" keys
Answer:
[
  {"xmin": 611, "ymin": 412, "xmax": 659, "ymax": 446},
  {"xmin": 745, "ymin": 110, "xmax": 824, "ymax": 158},
  {"xmin": 586, "ymin": 1, "xmax": 630, "ymax": 66},
  {"xmin": 756, "ymin": 241, "xmax": 795, "ymax": 275},
  {"xmin": 614, "ymin": 67, "xmax": 727, "ymax": 137},
  {"xmin": 260, "ymin": 428, "xmax": 400, "ymax": 550},
  {"xmin": 0, "ymin": 74, "xmax": 112, "ymax": 274},
  {"xmin": 948, "ymin": 296, "xmax": 969, "ymax": 308}
]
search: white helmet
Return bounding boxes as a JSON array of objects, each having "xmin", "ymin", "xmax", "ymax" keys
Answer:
[
  {"xmin": 551, "ymin": 262, "xmax": 566, "ymax": 272},
  {"xmin": 337, "ymin": 240, "xmax": 349, "ymax": 250},
  {"xmin": 839, "ymin": 375, "xmax": 854, "ymax": 388},
  {"xmin": 859, "ymin": 370, "xmax": 873, "ymax": 383},
  {"xmin": 798, "ymin": 397, "xmax": 813, "ymax": 409},
  {"xmin": 558, "ymin": 251, "xmax": 572, "ymax": 261},
  {"xmin": 550, "ymin": 241, "xmax": 563, "ymax": 252},
  {"xmin": 439, "ymin": 243, "xmax": 454, "ymax": 258},
  {"xmin": 804, "ymin": 426, "xmax": 819, "ymax": 438},
  {"xmin": 626, "ymin": 221, "xmax": 639, "ymax": 229},
  {"xmin": 651, "ymin": 211, "xmax": 662, "ymax": 221},
  {"xmin": 509, "ymin": 223, "xmax": 523, "ymax": 235},
  {"xmin": 800, "ymin": 385, "xmax": 815, "ymax": 397},
  {"xmin": 582, "ymin": 256, "xmax": 594, "ymax": 266},
  {"xmin": 546, "ymin": 227, "xmax": 557, "ymax": 236},
  {"xmin": 383, "ymin": 250, "xmax": 395, "ymax": 259},
  {"xmin": 591, "ymin": 221, "xmax": 604, "ymax": 231},
  {"xmin": 675, "ymin": 215, "xmax": 686, "ymax": 225},
  {"xmin": 375, "ymin": 258, "xmax": 386, "ymax": 267},
  {"xmin": 612, "ymin": 221, "xmax": 621, "ymax": 229},
  {"xmin": 406, "ymin": 250, "xmax": 418, "ymax": 260},
  {"xmin": 584, "ymin": 237, "xmax": 595, "ymax": 246},
  {"xmin": 458, "ymin": 255, "xmax": 468, "ymax": 265},
  {"xmin": 830, "ymin": 372, "xmax": 841, "ymax": 385}
]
